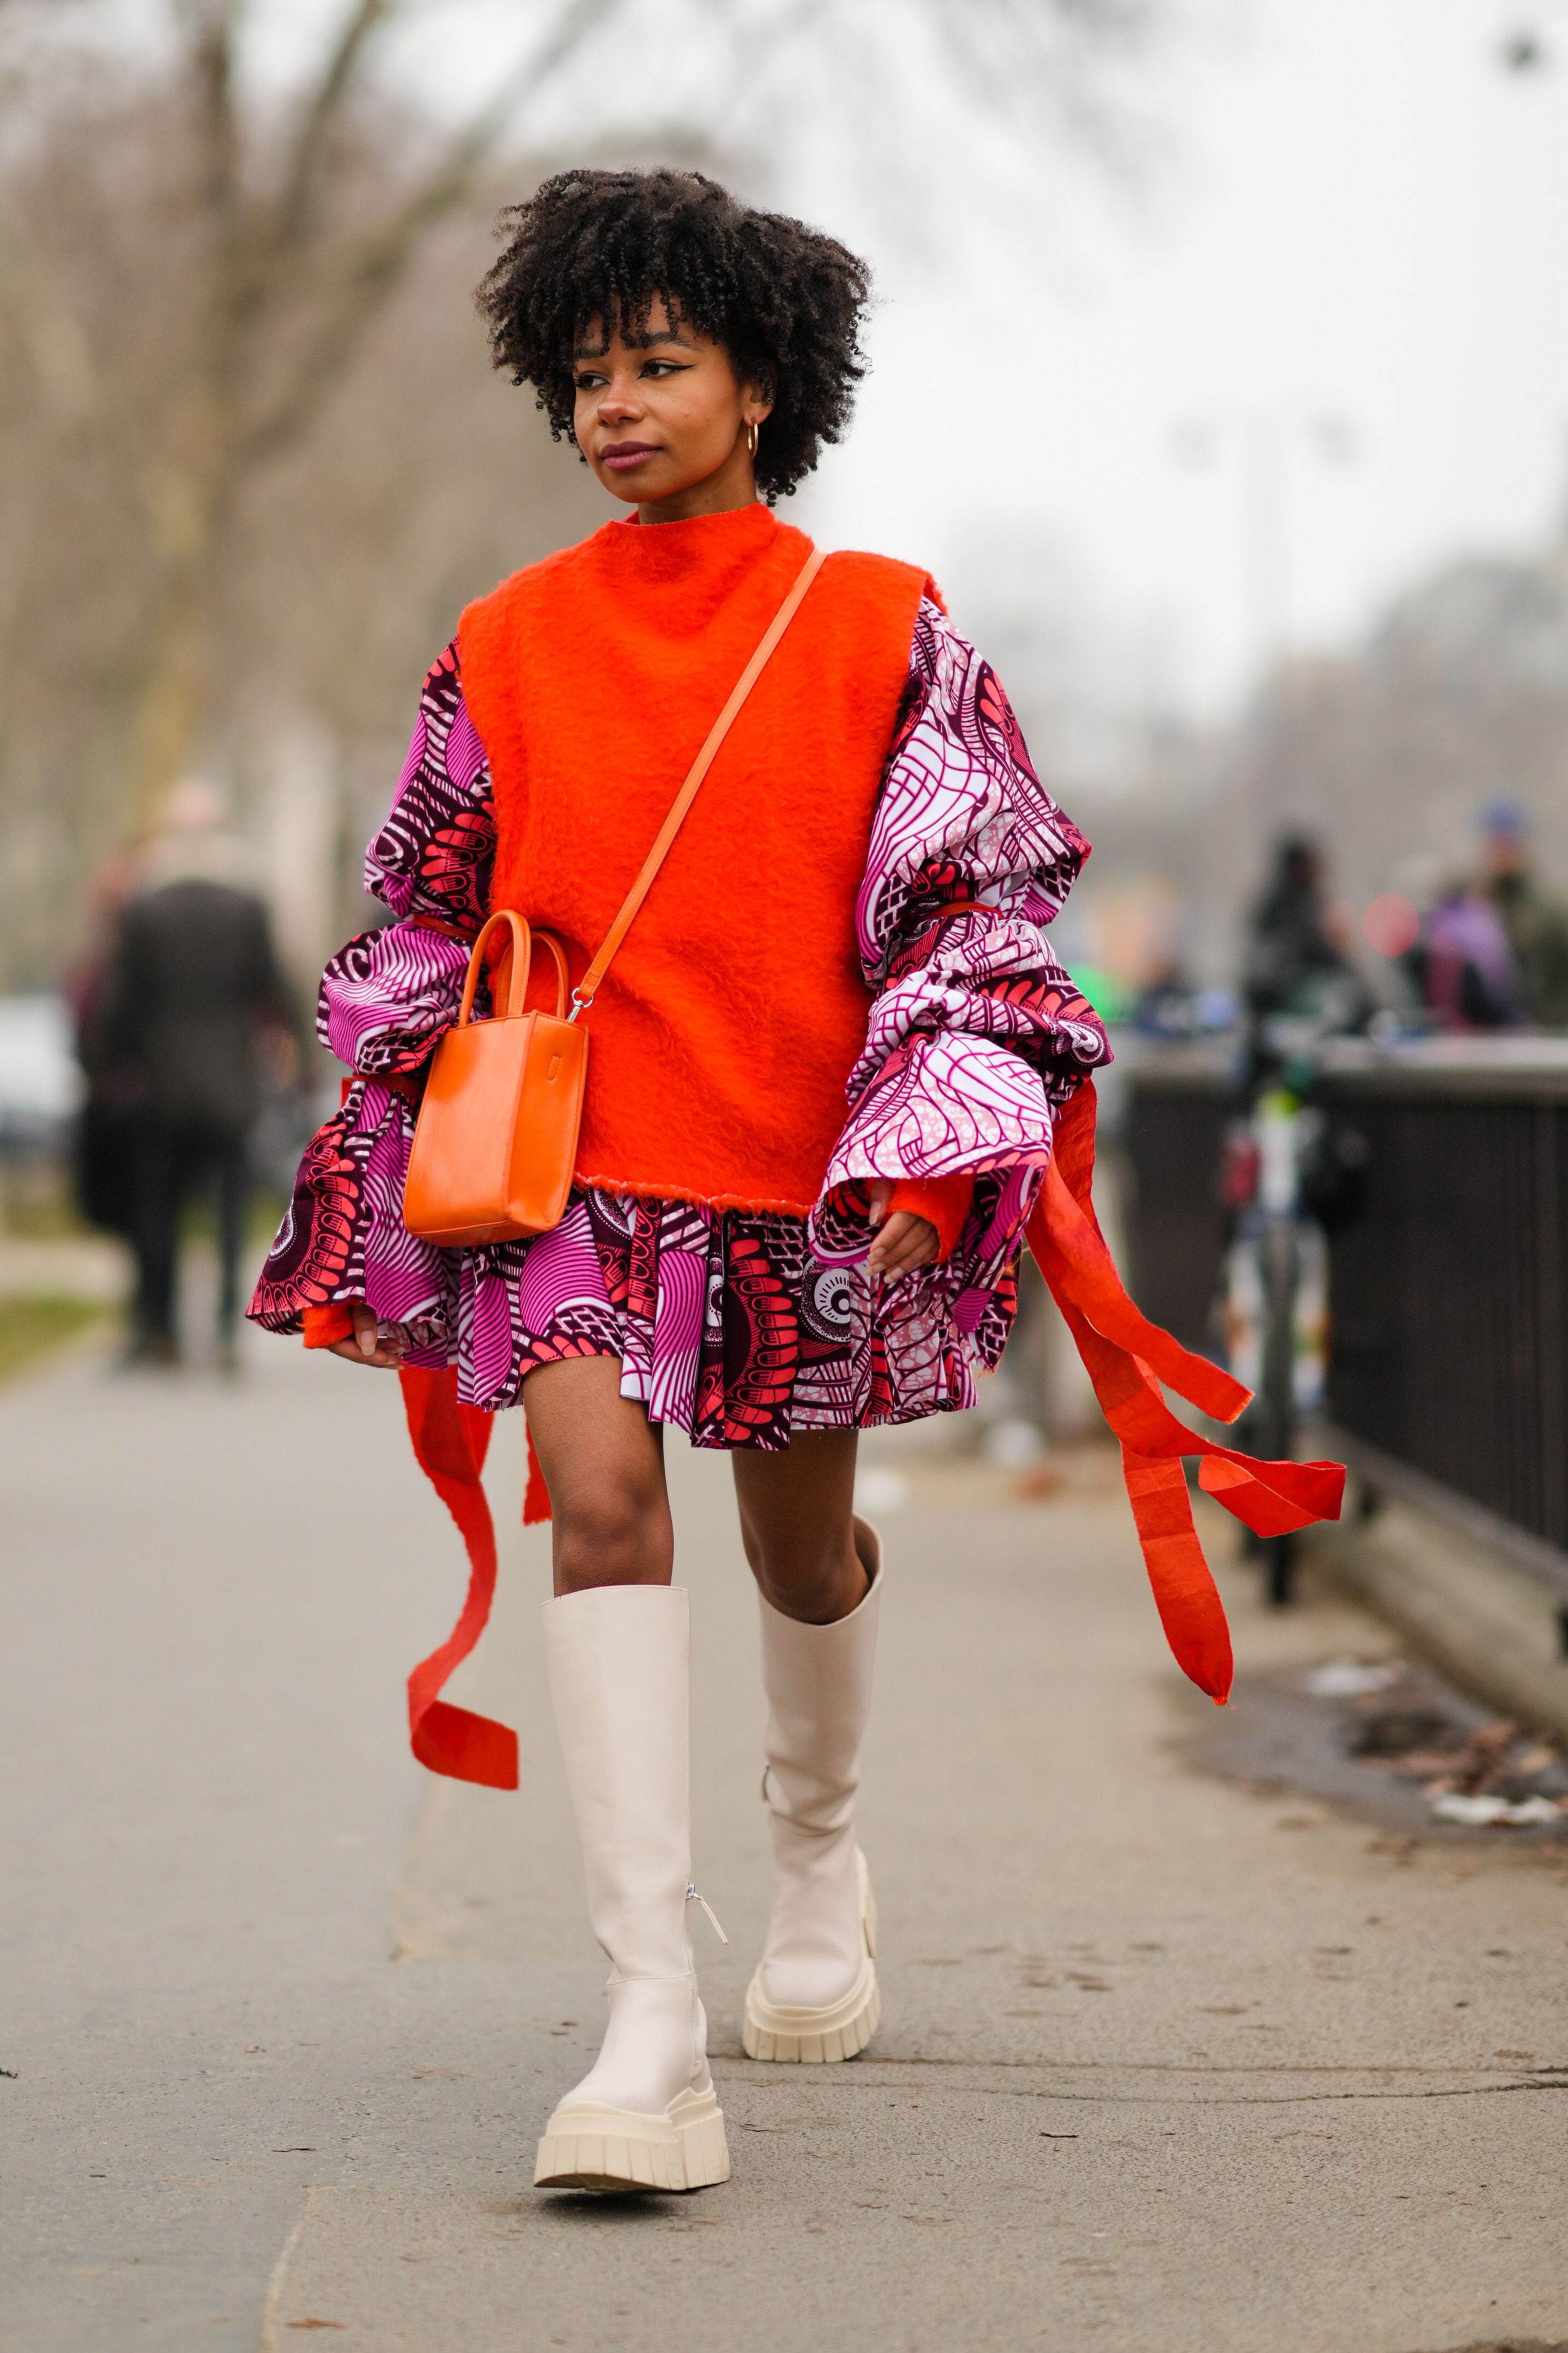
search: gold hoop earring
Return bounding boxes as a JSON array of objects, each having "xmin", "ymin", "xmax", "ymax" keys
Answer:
[{"xmin": 745, "ymin": 418, "xmax": 759, "ymax": 460}]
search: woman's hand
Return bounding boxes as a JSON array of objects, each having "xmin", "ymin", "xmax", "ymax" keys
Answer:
[
  {"xmin": 866, "ymin": 1180, "xmax": 940, "ymax": 1284},
  {"xmin": 327, "ymin": 1301, "xmax": 410, "ymax": 1369}
]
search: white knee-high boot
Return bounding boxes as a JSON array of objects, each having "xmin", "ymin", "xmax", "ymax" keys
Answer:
[
  {"xmin": 534, "ymin": 1584, "xmax": 730, "ymax": 2193},
  {"xmin": 743, "ymin": 1518, "xmax": 881, "ymax": 2064}
]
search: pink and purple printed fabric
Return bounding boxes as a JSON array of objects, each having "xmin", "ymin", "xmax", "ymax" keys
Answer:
[{"xmin": 249, "ymin": 597, "xmax": 1110, "ymax": 1449}]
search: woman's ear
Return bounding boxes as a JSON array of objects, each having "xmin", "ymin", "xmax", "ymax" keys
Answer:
[{"xmin": 745, "ymin": 375, "xmax": 776, "ymax": 426}]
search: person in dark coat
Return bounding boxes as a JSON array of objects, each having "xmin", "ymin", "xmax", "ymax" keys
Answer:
[
  {"xmin": 92, "ymin": 785, "xmax": 298, "ymax": 1367},
  {"xmin": 1242, "ymin": 834, "xmax": 1355, "ymax": 1019},
  {"xmin": 1239, "ymin": 834, "xmax": 1373, "ymax": 1088},
  {"xmin": 1481, "ymin": 801, "xmax": 1568, "ymax": 1029}
]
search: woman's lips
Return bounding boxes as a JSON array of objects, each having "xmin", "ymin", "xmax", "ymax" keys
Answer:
[{"xmin": 601, "ymin": 442, "xmax": 659, "ymax": 472}]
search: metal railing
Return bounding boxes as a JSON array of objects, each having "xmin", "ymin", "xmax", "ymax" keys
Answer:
[{"xmin": 1121, "ymin": 1037, "xmax": 1568, "ymax": 1604}]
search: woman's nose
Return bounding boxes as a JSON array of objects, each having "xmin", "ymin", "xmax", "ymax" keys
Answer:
[{"xmin": 597, "ymin": 383, "xmax": 643, "ymax": 425}]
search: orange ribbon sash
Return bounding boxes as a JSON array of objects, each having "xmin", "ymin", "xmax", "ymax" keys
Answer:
[
  {"xmin": 398, "ymin": 1366, "xmax": 521, "ymax": 1791},
  {"xmin": 1024, "ymin": 1082, "xmax": 1344, "ymax": 1705}
]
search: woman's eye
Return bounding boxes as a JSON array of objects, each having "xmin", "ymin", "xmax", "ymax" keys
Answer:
[
  {"xmin": 641, "ymin": 360, "xmax": 685, "ymax": 378},
  {"xmin": 574, "ymin": 372, "xmax": 606, "ymax": 391}
]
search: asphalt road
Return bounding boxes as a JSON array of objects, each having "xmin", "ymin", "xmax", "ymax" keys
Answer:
[{"xmin": 5, "ymin": 1326, "xmax": 1567, "ymax": 2352}]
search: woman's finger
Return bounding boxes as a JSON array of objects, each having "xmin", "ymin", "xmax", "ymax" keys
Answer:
[
  {"xmin": 868, "ymin": 1210, "xmax": 923, "ymax": 1269},
  {"xmin": 326, "ymin": 1335, "xmax": 403, "ymax": 1368},
  {"xmin": 880, "ymin": 1242, "xmax": 936, "ymax": 1281},
  {"xmin": 328, "ymin": 1304, "xmax": 409, "ymax": 1368},
  {"xmin": 868, "ymin": 1211, "xmax": 939, "ymax": 1280}
]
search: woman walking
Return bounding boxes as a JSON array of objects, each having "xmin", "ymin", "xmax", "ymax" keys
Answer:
[{"xmin": 252, "ymin": 166, "xmax": 1121, "ymax": 2194}]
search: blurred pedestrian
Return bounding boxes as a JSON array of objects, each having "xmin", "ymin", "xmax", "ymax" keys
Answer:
[
  {"xmin": 1242, "ymin": 834, "xmax": 1361, "ymax": 1022},
  {"xmin": 1240, "ymin": 838, "xmax": 1372, "ymax": 1096},
  {"xmin": 1415, "ymin": 881, "xmax": 1525, "ymax": 1030},
  {"xmin": 92, "ymin": 780, "xmax": 298, "ymax": 1369},
  {"xmin": 1480, "ymin": 801, "xmax": 1568, "ymax": 1028}
]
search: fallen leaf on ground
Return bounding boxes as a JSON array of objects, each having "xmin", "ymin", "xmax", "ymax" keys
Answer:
[
  {"xmin": 1431, "ymin": 1793, "xmax": 1565, "ymax": 1829},
  {"xmin": 1305, "ymin": 1662, "xmax": 1399, "ymax": 1698}
]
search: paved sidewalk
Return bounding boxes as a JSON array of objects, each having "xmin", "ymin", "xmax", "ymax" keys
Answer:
[
  {"xmin": 0, "ymin": 1232, "xmax": 129, "ymax": 1302},
  {"xmin": 5, "ymin": 1334, "xmax": 1567, "ymax": 2352}
]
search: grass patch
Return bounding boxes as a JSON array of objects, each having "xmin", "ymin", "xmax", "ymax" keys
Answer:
[
  {"xmin": 0, "ymin": 1295, "xmax": 107, "ymax": 1385},
  {"xmin": 1, "ymin": 1182, "xmax": 95, "ymax": 1241}
]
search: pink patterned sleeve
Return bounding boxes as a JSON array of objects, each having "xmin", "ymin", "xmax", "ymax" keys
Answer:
[
  {"xmin": 316, "ymin": 642, "xmax": 494, "ymax": 1073},
  {"xmin": 811, "ymin": 600, "xmax": 1110, "ymax": 1294},
  {"xmin": 249, "ymin": 645, "xmax": 494, "ymax": 1344},
  {"xmin": 364, "ymin": 642, "xmax": 494, "ymax": 929}
]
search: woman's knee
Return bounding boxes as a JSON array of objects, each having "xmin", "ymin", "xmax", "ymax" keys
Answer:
[
  {"xmin": 747, "ymin": 1530, "xmax": 864, "ymax": 1625},
  {"xmin": 551, "ymin": 1470, "xmax": 671, "ymax": 1591}
]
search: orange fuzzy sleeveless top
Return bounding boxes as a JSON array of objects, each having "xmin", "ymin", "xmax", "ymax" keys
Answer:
[{"xmin": 458, "ymin": 502, "xmax": 931, "ymax": 1215}]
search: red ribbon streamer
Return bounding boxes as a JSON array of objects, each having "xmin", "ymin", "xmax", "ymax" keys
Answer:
[
  {"xmin": 1025, "ymin": 1081, "xmax": 1345, "ymax": 1706},
  {"xmin": 524, "ymin": 1425, "xmax": 552, "ymax": 1527},
  {"xmin": 399, "ymin": 1366, "xmax": 518, "ymax": 1790}
]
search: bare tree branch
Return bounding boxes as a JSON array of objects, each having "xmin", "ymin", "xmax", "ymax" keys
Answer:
[
  {"xmin": 269, "ymin": 0, "xmax": 401, "ymax": 257},
  {"xmin": 242, "ymin": 0, "xmax": 621, "ymax": 462},
  {"xmin": 181, "ymin": 0, "xmax": 245, "ymax": 312},
  {"xmin": 924, "ymin": 0, "xmax": 1163, "ymax": 130}
]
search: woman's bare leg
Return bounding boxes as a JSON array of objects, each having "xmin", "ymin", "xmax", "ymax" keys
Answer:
[
  {"xmin": 730, "ymin": 1429, "xmax": 867, "ymax": 1623},
  {"xmin": 523, "ymin": 1355, "xmax": 673, "ymax": 1596}
]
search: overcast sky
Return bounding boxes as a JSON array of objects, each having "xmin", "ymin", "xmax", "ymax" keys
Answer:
[
  {"xmin": 816, "ymin": 0, "xmax": 1568, "ymax": 717},
  {"xmin": 133, "ymin": 0, "xmax": 1568, "ymax": 717}
]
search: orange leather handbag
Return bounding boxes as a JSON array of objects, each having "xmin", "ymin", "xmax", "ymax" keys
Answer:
[
  {"xmin": 403, "ymin": 910, "xmax": 583, "ymax": 1244},
  {"xmin": 402, "ymin": 542, "xmax": 826, "ymax": 1248}
]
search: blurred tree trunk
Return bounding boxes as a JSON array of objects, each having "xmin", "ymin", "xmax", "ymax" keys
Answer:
[{"xmin": 126, "ymin": 0, "xmax": 619, "ymax": 810}]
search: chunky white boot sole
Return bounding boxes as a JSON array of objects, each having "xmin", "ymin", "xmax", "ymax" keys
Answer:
[
  {"xmin": 742, "ymin": 1851, "xmax": 879, "ymax": 2064},
  {"xmin": 534, "ymin": 2084, "xmax": 731, "ymax": 2193}
]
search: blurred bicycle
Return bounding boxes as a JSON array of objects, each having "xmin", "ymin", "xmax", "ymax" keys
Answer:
[{"xmin": 1225, "ymin": 849, "xmax": 1375, "ymax": 1603}]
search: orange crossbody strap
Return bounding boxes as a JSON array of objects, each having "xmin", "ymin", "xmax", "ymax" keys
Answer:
[{"xmin": 568, "ymin": 543, "xmax": 828, "ymax": 1020}]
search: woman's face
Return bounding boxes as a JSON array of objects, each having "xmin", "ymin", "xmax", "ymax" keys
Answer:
[{"xmin": 571, "ymin": 295, "xmax": 771, "ymax": 522}]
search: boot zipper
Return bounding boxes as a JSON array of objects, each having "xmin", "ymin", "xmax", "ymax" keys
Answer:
[{"xmin": 685, "ymin": 1883, "xmax": 729, "ymax": 1944}]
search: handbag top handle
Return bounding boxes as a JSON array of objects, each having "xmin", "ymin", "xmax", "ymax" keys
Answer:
[
  {"xmin": 566, "ymin": 542, "xmax": 827, "ymax": 1023},
  {"xmin": 458, "ymin": 909, "xmax": 568, "ymax": 1025}
]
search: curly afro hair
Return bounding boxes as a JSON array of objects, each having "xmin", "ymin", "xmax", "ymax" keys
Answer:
[{"xmin": 475, "ymin": 168, "xmax": 871, "ymax": 502}]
